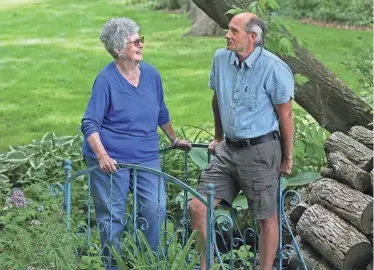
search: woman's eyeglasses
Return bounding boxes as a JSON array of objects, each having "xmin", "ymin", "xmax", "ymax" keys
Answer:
[{"xmin": 126, "ymin": 36, "xmax": 144, "ymax": 47}]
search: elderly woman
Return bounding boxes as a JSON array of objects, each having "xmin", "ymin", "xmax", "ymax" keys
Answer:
[{"xmin": 81, "ymin": 17, "xmax": 191, "ymax": 269}]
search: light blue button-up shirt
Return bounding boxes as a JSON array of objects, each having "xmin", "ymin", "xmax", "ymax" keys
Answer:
[{"xmin": 209, "ymin": 46, "xmax": 294, "ymax": 139}]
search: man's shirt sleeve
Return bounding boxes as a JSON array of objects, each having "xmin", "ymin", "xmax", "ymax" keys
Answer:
[
  {"xmin": 265, "ymin": 61, "xmax": 295, "ymax": 104},
  {"xmin": 208, "ymin": 56, "xmax": 216, "ymax": 91}
]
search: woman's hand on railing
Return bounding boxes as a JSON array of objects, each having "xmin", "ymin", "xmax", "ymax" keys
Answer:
[
  {"xmin": 172, "ymin": 137, "xmax": 192, "ymax": 151},
  {"xmin": 97, "ymin": 153, "xmax": 117, "ymax": 173}
]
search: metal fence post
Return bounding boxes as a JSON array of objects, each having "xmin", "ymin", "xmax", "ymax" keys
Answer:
[
  {"xmin": 64, "ymin": 159, "xmax": 72, "ymax": 230},
  {"xmin": 277, "ymin": 176, "xmax": 283, "ymax": 269},
  {"xmin": 206, "ymin": 183, "xmax": 215, "ymax": 270}
]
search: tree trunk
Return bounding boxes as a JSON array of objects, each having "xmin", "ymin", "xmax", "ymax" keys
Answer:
[
  {"xmin": 191, "ymin": 0, "xmax": 373, "ymax": 134},
  {"xmin": 288, "ymin": 236, "xmax": 337, "ymax": 270},
  {"xmin": 348, "ymin": 126, "xmax": 373, "ymax": 150},
  {"xmin": 185, "ymin": 0, "xmax": 223, "ymax": 37},
  {"xmin": 320, "ymin": 151, "xmax": 371, "ymax": 191},
  {"xmin": 309, "ymin": 178, "xmax": 373, "ymax": 234},
  {"xmin": 296, "ymin": 204, "xmax": 372, "ymax": 270},
  {"xmin": 324, "ymin": 132, "xmax": 373, "ymax": 172}
]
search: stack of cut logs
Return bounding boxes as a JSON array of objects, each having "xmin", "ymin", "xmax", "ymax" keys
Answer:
[{"xmin": 288, "ymin": 125, "xmax": 373, "ymax": 270}]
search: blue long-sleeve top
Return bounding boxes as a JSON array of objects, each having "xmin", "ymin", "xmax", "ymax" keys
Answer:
[{"xmin": 81, "ymin": 61, "xmax": 170, "ymax": 163}]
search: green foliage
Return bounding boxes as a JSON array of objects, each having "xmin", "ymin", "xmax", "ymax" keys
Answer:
[
  {"xmin": 286, "ymin": 171, "xmax": 321, "ymax": 186},
  {"xmin": 0, "ymin": 132, "xmax": 86, "ymax": 212},
  {"xmin": 111, "ymin": 229, "xmax": 201, "ymax": 269},
  {"xmin": 294, "ymin": 74, "xmax": 309, "ymax": 85},
  {"xmin": 0, "ymin": 132, "xmax": 85, "ymax": 200},
  {"xmin": 341, "ymin": 40, "xmax": 373, "ymax": 105},
  {"xmin": 292, "ymin": 109, "xmax": 328, "ymax": 175},
  {"xmin": 0, "ymin": 198, "xmax": 78, "ymax": 270},
  {"xmin": 280, "ymin": 0, "xmax": 373, "ymax": 26}
]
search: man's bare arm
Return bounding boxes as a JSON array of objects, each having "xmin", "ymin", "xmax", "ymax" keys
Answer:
[
  {"xmin": 212, "ymin": 92, "xmax": 224, "ymax": 142},
  {"xmin": 274, "ymin": 99, "xmax": 294, "ymax": 160}
]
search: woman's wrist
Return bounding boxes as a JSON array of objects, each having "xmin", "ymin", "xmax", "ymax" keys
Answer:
[{"xmin": 171, "ymin": 137, "xmax": 179, "ymax": 148}]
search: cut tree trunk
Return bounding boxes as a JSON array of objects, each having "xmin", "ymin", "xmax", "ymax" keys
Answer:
[
  {"xmin": 288, "ymin": 236, "xmax": 337, "ymax": 270},
  {"xmin": 185, "ymin": 0, "xmax": 223, "ymax": 36},
  {"xmin": 191, "ymin": 0, "xmax": 373, "ymax": 134},
  {"xmin": 296, "ymin": 204, "xmax": 372, "ymax": 270},
  {"xmin": 289, "ymin": 202, "xmax": 311, "ymax": 225},
  {"xmin": 348, "ymin": 126, "xmax": 373, "ymax": 149},
  {"xmin": 320, "ymin": 151, "xmax": 371, "ymax": 191},
  {"xmin": 324, "ymin": 132, "xmax": 373, "ymax": 171},
  {"xmin": 309, "ymin": 178, "xmax": 373, "ymax": 234}
]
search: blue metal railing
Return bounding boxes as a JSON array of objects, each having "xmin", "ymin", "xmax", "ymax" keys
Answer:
[{"xmin": 50, "ymin": 143, "xmax": 307, "ymax": 270}]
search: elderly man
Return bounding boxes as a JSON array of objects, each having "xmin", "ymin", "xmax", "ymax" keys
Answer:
[{"xmin": 189, "ymin": 13, "xmax": 294, "ymax": 270}]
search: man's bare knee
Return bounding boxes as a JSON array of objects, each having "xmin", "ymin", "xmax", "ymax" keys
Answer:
[
  {"xmin": 189, "ymin": 197, "xmax": 207, "ymax": 219},
  {"xmin": 259, "ymin": 214, "xmax": 278, "ymax": 231}
]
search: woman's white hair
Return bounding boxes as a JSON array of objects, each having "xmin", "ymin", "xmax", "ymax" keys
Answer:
[
  {"xmin": 245, "ymin": 17, "xmax": 266, "ymax": 47},
  {"xmin": 100, "ymin": 17, "xmax": 140, "ymax": 59}
]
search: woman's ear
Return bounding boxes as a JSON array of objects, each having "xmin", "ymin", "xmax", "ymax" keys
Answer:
[{"xmin": 114, "ymin": 48, "xmax": 123, "ymax": 57}]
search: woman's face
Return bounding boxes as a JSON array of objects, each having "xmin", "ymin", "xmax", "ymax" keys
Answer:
[{"xmin": 120, "ymin": 33, "xmax": 144, "ymax": 62}]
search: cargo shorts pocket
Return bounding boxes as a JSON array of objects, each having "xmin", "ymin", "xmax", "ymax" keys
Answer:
[{"xmin": 253, "ymin": 178, "xmax": 278, "ymax": 213}]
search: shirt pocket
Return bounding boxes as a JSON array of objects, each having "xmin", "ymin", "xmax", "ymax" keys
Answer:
[{"xmin": 243, "ymin": 84, "xmax": 260, "ymax": 111}]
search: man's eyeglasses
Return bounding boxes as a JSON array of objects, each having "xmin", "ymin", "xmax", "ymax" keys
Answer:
[{"xmin": 126, "ymin": 36, "xmax": 144, "ymax": 47}]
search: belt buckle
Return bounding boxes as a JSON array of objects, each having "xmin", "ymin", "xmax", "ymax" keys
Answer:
[{"xmin": 244, "ymin": 139, "xmax": 251, "ymax": 148}]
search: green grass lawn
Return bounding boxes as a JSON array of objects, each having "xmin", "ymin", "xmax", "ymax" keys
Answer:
[{"xmin": 0, "ymin": 0, "xmax": 372, "ymax": 151}]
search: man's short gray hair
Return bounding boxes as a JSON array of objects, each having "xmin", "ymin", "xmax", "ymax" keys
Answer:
[
  {"xmin": 100, "ymin": 17, "xmax": 140, "ymax": 59},
  {"xmin": 245, "ymin": 17, "xmax": 266, "ymax": 47}
]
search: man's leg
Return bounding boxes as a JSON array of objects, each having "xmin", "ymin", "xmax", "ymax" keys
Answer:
[
  {"xmin": 190, "ymin": 141, "xmax": 238, "ymax": 270},
  {"xmin": 132, "ymin": 158, "xmax": 166, "ymax": 250},
  {"xmin": 85, "ymin": 156, "xmax": 131, "ymax": 270},
  {"xmin": 189, "ymin": 197, "xmax": 221, "ymax": 270},
  {"xmin": 259, "ymin": 214, "xmax": 278, "ymax": 270},
  {"xmin": 235, "ymin": 138, "xmax": 282, "ymax": 270}
]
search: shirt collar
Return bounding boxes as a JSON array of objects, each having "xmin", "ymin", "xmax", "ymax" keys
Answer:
[{"xmin": 229, "ymin": 46, "xmax": 262, "ymax": 68}]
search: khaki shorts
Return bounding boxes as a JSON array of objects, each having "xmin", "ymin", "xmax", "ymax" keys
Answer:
[{"xmin": 196, "ymin": 137, "xmax": 282, "ymax": 220}]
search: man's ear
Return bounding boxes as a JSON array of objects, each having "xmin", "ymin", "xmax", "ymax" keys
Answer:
[{"xmin": 248, "ymin": 32, "xmax": 256, "ymax": 43}]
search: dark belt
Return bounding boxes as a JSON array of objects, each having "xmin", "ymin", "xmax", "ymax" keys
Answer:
[{"xmin": 226, "ymin": 132, "xmax": 278, "ymax": 149}]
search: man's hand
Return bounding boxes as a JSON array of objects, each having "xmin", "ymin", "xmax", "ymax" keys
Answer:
[
  {"xmin": 174, "ymin": 138, "xmax": 192, "ymax": 151},
  {"xmin": 280, "ymin": 157, "xmax": 292, "ymax": 176},
  {"xmin": 97, "ymin": 154, "xmax": 117, "ymax": 173},
  {"xmin": 208, "ymin": 139, "xmax": 222, "ymax": 155}
]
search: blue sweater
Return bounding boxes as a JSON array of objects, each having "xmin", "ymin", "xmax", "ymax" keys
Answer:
[{"xmin": 81, "ymin": 61, "xmax": 170, "ymax": 163}]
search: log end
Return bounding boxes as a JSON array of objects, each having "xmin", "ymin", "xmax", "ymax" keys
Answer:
[
  {"xmin": 290, "ymin": 203, "xmax": 310, "ymax": 225},
  {"xmin": 344, "ymin": 242, "xmax": 372, "ymax": 270},
  {"xmin": 355, "ymin": 171, "xmax": 371, "ymax": 191},
  {"xmin": 361, "ymin": 200, "xmax": 373, "ymax": 234}
]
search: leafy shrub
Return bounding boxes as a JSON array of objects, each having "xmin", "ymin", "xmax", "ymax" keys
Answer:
[
  {"xmin": 342, "ymin": 40, "xmax": 373, "ymax": 105},
  {"xmin": 280, "ymin": 0, "xmax": 373, "ymax": 26},
  {"xmin": 0, "ymin": 132, "xmax": 85, "ymax": 203},
  {"xmin": 0, "ymin": 190, "xmax": 78, "ymax": 270},
  {"xmin": 111, "ymin": 229, "xmax": 200, "ymax": 269},
  {"xmin": 292, "ymin": 108, "xmax": 328, "ymax": 175}
]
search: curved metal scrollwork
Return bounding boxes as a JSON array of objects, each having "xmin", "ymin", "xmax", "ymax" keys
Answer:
[
  {"xmin": 49, "ymin": 146, "xmax": 307, "ymax": 270},
  {"xmin": 49, "ymin": 182, "xmax": 64, "ymax": 197}
]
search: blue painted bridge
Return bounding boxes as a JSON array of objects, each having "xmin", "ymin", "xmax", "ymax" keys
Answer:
[{"xmin": 50, "ymin": 144, "xmax": 307, "ymax": 270}]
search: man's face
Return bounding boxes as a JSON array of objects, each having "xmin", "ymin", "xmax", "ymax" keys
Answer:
[
  {"xmin": 225, "ymin": 17, "xmax": 255, "ymax": 53},
  {"xmin": 119, "ymin": 33, "xmax": 144, "ymax": 61}
]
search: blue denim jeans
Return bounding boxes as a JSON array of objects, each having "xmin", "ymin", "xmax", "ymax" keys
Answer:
[{"xmin": 84, "ymin": 156, "xmax": 166, "ymax": 270}]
